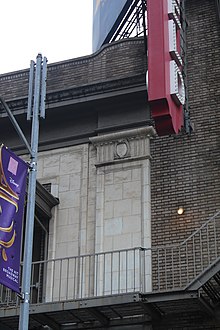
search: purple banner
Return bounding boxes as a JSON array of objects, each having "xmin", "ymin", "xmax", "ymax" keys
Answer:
[{"xmin": 0, "ymin": 145, "xmax": 28, "ymax": 293}]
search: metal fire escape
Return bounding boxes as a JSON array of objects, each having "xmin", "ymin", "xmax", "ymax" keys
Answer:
[{"xmin": 0, "ymin": 211, "xmax": 220, "ymax": 329}]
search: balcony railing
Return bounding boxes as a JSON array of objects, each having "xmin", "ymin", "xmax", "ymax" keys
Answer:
[
  {"xmin": 1, "ymin": 211, "xmax": 220, "ymax": 307},
  {"xmin": 0, "ymin": 247, "xmax": 150, "ymax": 307}
]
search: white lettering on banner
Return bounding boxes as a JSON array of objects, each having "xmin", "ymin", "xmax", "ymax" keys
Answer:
[
  {"xmin": 9, "ymin": 177, "xmax": 19, "ymax": 188},
  {"xmin": 3, "ymin": 267, "xmax": 19, "ymax": 284},
  {"xmin": 167, "ymin": 0, "xmax": 185, "ymax": 106}
]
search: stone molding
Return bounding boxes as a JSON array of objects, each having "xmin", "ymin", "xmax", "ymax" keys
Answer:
[
  {"xmin": 90, "ymin": 126, "xmax": 156, "ymax": 166},
  {"xmin": 0, "ymin": 74, "xmax": 146, "ymax": 116}
]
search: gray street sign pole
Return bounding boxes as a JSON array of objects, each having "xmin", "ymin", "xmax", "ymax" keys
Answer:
[
  {"xmin": 18, "ymin": 53, "xmax": 47, "ymax": 330},
  {"xmin": 0, "ymin": 53, "xmax": 47, "ymax": 329}
]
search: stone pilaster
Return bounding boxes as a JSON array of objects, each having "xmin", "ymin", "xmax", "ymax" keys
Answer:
[{"xmin": 90, "ymin": 126, "xmax": 155, "ymax": 293}]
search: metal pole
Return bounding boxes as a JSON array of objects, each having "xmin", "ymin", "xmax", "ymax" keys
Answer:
[
  {"xmin": 40, "ymin": 56, "xmax": 47, "ymax": 119},
  {"xmin": 19, "ymin": 54, "xmax": 43, "ymax": 330},
  {"xmin": 27, "ymin": 60, "xmax": 35, "ymax": 121}
]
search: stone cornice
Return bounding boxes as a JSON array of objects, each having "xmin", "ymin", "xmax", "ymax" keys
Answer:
[
  {"xmin": 0, "ymin": 74, "xmax": 146, "ymax": 115},
  {"xmin": 46, "ymin": 74, "xmax": 146, "ymax": 106},
  {"xmin": 90, "ymin": 126, "xmax": 156, "ymax": 145},
  {"xmin": 90, "ymin": 126, "xmax": 156, "ymax": 167}
]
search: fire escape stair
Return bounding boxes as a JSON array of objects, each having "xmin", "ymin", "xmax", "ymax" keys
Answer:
[{"xmin": 186, "ymin": 256, "xmax": 220, "ymax": 308}]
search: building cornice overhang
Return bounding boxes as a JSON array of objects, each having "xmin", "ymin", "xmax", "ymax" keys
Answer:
[
  {"xmin": 0, "ymin": 73, "xmax": 146, "ymax": 117},
  {"xmin": 90, "ymin": 126, "xmax": 156, "ymax": 145},
  {"xmin": 46, "ymin": 73, "xmax": 146, "ymax": 108}
]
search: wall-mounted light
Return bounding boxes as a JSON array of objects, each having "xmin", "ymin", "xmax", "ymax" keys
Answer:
[{"xmin": 177, "ymin": 206, "xmax": 184, "ymax": 215}]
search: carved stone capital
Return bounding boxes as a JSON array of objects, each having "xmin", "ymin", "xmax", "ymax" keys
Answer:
[{"xmin": 90, "ymin": 126, "xmax": 156, "ymax": 166}]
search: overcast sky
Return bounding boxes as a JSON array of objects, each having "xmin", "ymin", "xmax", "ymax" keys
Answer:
[{"xmin": 0, "ymin": 1, "xmax": 93, "ymax": 74}]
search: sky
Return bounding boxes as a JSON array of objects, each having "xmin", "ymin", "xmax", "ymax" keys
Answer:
[{"xmin": 0, "ymin": 1, "xmax": 93, "ymax": 74}]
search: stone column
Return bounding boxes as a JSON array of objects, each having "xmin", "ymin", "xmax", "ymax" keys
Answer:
[{"xmin": 90, "ymin": 126, "xmax": 156, "ymax": 295}]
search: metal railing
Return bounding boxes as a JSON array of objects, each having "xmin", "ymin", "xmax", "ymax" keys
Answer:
[
  {"xmin": 0, "ymin": 247, "xmax": 150, "ymax": 306},
  {"xmin": 152, "ymin": 211, "xmax": 220, "ymax": 291},
  {"xmin": 0, "ymin": 211, "xmax": 220, "ymax": 307}
]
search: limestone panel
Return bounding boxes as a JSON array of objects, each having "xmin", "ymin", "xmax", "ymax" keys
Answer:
[
  {"xmin": 90, "ymin": 126, "xmax": 156, "ymax": 294},
  {"xmin": 37, "ymin": 144, "xmax": 95, "ymax": 260}
]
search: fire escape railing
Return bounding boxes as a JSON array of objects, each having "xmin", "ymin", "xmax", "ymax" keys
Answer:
[
  {"xmin": 152, "ymin": 210, "xmax": 220, "ymax": 291},
  {"xmin": 0, "ymin": 211, "xmax": 220, "ymax": 307}
]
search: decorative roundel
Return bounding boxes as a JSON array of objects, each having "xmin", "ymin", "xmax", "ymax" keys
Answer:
[{"xmin": 115, "ymin": 140, "xmax": 129, "ymax": 158}]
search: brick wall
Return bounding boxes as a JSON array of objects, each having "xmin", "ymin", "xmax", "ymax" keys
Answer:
[
  {"xmin": 0, "ymin": 38, "xmax": 146, "ymax": 102},
  {"xmin": 151, "ymin": 0, "xmax": 220, "ymax": 248}
]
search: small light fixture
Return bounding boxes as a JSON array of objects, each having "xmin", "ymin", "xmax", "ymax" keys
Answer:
[{"xmin": 177, "ymin": 206, "xmax": 184, "ymax": 215}]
